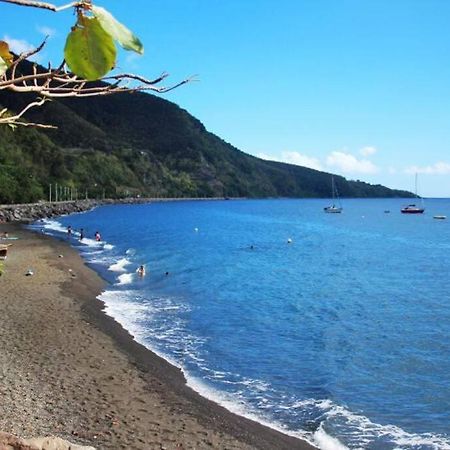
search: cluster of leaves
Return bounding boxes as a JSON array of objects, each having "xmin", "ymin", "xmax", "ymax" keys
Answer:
[
  {"xmin": 64, "ymin": 3, "xmax": 143, "ymax": 80},
  {"xmin": 0, "ymin": 1, "xmax": 143, "ymax": 80}
]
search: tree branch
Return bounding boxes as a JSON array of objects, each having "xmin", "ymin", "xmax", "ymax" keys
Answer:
[
  {"xmin": 0, "ymin": 97, "xmax": 57, "ymax": 128},
  {"xmin": 0, "ymin": 0, "xmax": 81, "ymax": 12}
]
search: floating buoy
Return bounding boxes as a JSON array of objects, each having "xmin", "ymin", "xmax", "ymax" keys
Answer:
[{"xmin": 287, "ymin": 238, "xmax": 292, "ymax": 244}]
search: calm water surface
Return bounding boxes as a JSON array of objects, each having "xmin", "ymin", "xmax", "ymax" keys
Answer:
[{"xmin": 36, "ymin": 199, "xmax": 450, "ymax": 449}]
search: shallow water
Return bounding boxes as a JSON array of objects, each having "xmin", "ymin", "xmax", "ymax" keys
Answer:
[{"xmin": 36, "ymin": 198, "xmax": 450, "ymax": 449}]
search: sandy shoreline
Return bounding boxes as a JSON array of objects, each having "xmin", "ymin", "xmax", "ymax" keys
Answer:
[{"xmin": 0, "ymin": 223, "xmax": 316, "ymax": 449}]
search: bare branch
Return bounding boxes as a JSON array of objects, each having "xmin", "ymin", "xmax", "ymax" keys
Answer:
[
  {"xmin": 0, "ymin": 97, "xmax": 56, "ymax": 128},
  {"xmin": 0, "ymin": 0, "xmax": 80, "ymax": 12}
]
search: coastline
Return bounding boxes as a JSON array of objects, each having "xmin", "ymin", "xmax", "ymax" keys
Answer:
[
  {"xmin": 0, "ymin": 198, "xmax": 235, "ymax": 224},
  {"xmin": 0, "ymin": 222, "xmax": 316, "ymax": 449}
]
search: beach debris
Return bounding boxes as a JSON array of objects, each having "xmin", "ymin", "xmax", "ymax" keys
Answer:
[
  {"xmin": 58, "ymin": 254, "xmax": 64, "ymax": 258},
  {"xmin": 25, "ymin": 269, "xmax": 34, "ymax": 276}
]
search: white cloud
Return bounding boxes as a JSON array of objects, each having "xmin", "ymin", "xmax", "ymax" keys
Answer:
[
  {"xmin": 256, "ymin": 151, "xmax": 323, "ymax": 171},
  {"xmin": 2, "ymin": 35, "xmax": 35, "ymax": 55},
  {"xmin": 281, "ymin": 151, "xmax": 324, "ymax": 171},
  {"xmin": 256, "ymin": 147, "xmax": 382, "ymax": 175},
  {"xmin": 405, "ymin": 162, "xmax": 450, "ymax": 175},
  {"xmin": 359, "ymin": 146, "xmax": 377, "ymax": 157},
  {"xmin": 37, "ymin": 25, "xmax": 56, "ymax": 38},
  {"xmin": 326, "ymin": 151, "xmax": 379, "ymax": 174}
]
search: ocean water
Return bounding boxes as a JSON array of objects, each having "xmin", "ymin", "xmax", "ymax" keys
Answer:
[{"xmin": 34, "ymin": 199, "xmax": 450, "ymax": 449}]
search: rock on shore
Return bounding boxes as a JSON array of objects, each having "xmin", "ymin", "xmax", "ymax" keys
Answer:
[{"xmin": 0, "ymin": 432, "xmax": 95, "ymax": 450}]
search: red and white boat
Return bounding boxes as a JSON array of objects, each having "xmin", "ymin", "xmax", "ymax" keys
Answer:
[{"xmin": 401, "ymin": 204, "xmax": 425, "ymax": 214}]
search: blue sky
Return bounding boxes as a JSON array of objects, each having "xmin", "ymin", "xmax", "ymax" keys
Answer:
[{"xmin": 2, "ymin": 0, "xmax": 450, "ymax": 196}]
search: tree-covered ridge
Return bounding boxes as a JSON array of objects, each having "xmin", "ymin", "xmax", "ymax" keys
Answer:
[{"xmin": 0, "ymin": 64, "xmax": 413, "ymax": 204}]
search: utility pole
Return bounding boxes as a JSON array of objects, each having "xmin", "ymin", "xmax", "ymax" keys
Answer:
[{"xmin": 49, "ymin": 184, "xmax": 52, "ymax": 203}]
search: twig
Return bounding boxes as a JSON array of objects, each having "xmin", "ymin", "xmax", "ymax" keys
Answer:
[{"xmin": 0, "ymin": 0, "xmax": 80, "ymax": 12}]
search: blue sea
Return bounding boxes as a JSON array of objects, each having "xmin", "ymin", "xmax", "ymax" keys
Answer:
[{"xmin": 34, "ymin": 199, "xmax": 450, "ymax": 449}]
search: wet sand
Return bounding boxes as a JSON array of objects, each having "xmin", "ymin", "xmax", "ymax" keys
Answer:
[{"xmin": 0, "ymin": 223, "xmax": 316, "ymax": 449}]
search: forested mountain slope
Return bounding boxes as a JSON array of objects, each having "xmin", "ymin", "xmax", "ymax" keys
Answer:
[{"xmin": 0, "ymin": 63, "xmax": 412, "ymax": 203}]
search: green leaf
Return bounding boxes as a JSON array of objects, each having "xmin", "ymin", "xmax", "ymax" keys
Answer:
[
  {"xmin": 91, "ymin": 5, "xmax": 144, "ymax": 55},
  {"xmin": 64, "ymin": 16, "xmax": 117, "ymax": 80}
]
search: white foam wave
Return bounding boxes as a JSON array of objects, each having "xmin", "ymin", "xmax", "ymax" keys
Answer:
[
  {"xmin": 291, "ymin": 398, "xmax": 450, "ymax": 450},
  {"xmin": 108, "ymin": 258, "xmax": 131, "ymax": 272},
  {"xmin": 41, "ymin": 219, "xmax": 67, "ymax": 234},
  {"xmin": 184, "ymin": 374, "xmax": 314, "ymax": 444},
  {"xmin": 99, "ymin": 290, "xmax": 154, "ymax": 342},
  {"xmin": 314, "ymin": 424, "xmax": 349, "ymax": 450},
  {"xmin": 98, "ymin": 289, "xmax": 184, "ymax": 369},
  {"xmin": 103, "ymin": 243, "xmax": 114, "ymax": 250},
  {"xmin": 79, "ymin": 237, "xmax": 103, "ymax": 248},
  {"xmin": 117, "ymin": 273, "xmax": 134, "ymax": 285}
]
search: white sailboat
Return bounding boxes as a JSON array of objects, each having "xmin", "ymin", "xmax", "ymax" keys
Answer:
[
  {"xmin": 401, "ymin": 174, "xmax": 425, "ymax": 214},
  {"xmin": 324, "ymin": 176, "xmax": 343, "ymax": 213}
]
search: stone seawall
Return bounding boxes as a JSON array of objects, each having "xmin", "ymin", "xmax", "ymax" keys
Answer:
[
  {"xmin": 0, "ymin": 197, "xmax": 228, "ymax": 223},
  {"xmin": 0, "ymin": 199, "xmax": 147, "ymax": 223}
]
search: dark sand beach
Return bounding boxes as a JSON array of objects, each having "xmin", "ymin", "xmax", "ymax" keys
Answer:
[{"xmin": 0, "ymin": 223, "xmax": 315, "ymax": 449}]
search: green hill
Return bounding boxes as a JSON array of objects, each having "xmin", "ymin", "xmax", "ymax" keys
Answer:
[{"xmin": 0, "ymin": 63, "xmax": 412, "ymax": 204}]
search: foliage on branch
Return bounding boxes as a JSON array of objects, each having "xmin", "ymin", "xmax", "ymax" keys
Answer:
[{"xmin": 0, "ymin": 0, "xmax": 192, "ymax": 128}]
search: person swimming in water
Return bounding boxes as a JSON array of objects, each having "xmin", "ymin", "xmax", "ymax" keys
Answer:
[
  {"xmin": 137, "ymin": 265, "xmax": 146, "ymax": 277},
  {"xmin": 95, "ymin": 231, "xmax": 101, "ymax": 241}
]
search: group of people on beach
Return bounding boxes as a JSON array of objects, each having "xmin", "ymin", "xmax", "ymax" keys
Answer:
[
  {"xmin": 65, "ymin": 225, "xmax": 162, "ymax": 280},
  {"xmin": 67, "ymin": 225, "xmax": 101, "ymax": 242}
]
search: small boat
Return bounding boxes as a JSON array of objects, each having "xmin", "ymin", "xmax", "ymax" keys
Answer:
[
  {"xmin": 433, "ymin": 215, "xmax": 447, "ymax": 220},
  {"xmin": 324, "ymin": 176, "xmax": 343, "ymax": 213},
  {"xmin": 401, "ymin": 204, "xmax": 425, "ymax": 214},
  {"xmin": 401, "ymin": 174, "xmax": 425, "ymax": 214},
  {"xmin": 324, "ymin": 205, "xmax": 343, "ymax": 213}
]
